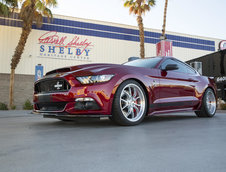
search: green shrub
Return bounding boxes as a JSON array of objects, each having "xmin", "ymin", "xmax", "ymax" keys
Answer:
[
  {"xmin": 0, "ymin": 102, "xmax": 8, "ymax": 110},
  {"xmin": 23, "ymin": 100, "xmax": 33, "ymax": 110},
  {"xmin": 220, "ymin": 103, "xmax": 226, "ymax": 110},
  {"xmin": 11, "ymin": 105, "xmax": 16, "ymax": 110}
]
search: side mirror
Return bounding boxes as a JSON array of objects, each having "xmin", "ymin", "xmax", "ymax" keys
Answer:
[
  {"xmin": 128, "ymin": 57, "xmax": 139, "ymax": 61},
  {"xmin": 164, "ymin": 64, "xmax": 179, "ymax": 71}
]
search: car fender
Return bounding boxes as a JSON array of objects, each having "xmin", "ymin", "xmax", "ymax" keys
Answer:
[{"xmin": 108, "ymin": 73, "xmax": 155, "ymax": 114}]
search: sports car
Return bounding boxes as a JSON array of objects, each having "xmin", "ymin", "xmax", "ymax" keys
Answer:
[{"xmin": 33, "ymin": 56, "xmax": 217, "ymax": 125}]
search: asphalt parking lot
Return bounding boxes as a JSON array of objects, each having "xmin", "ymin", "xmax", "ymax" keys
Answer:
[{"xmin": 0, "ymin": 110, "xmax": 226, "ymax": 172}]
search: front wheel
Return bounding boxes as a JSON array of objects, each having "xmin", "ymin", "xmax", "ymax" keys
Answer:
[
  {"xmin": 111, "ymin": 80, "xmax": 148, "ymax": 126},
  {"xmin": 195, "ymin": 88, "xmax": 217, "ymax": 117}
]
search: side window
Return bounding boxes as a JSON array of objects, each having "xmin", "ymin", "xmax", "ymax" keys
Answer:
[
  {"xmin": 176, "ymin": 61, "xmax": 191, "ymax": 73},
  {"xmin": 186, "ymin": 66, "xmax": 197, "ymax": 74},
  {"xmin": 175, "ymin": 60, "xmax": 197, "ymax": 74},
  {"xmin": 160, "ymin": 59, "xmax": 197, "ymax": 74},
  {"xmin": 160, "ymin": 59, "xmax": 176, "ymax": 70}
]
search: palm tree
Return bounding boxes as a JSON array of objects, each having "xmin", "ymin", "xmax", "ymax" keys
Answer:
[
  {"xmin": 124, "ymin": 0, "xmax": 156, "ymax": 59},
  {"xmin": 161, "ymin": 0, "xmax": 168, "ymax": 40},
  {"xmin": 0, "ymin": 0, "xmax": 17, "ymax": 16},
  {"xmin": 9, "ymin": 0, "xmax": 57, "ymax": 109}
]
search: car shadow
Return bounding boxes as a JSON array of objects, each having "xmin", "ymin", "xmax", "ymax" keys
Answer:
[
  {"xmin": 32, "ymin": 112, "xmax": 197, "ymax": 128},
  {"xmin": 32, "ymin": 117, "xmax": 116, "ymax": 129},
  {"xmin": 143, "ymin": 113, "xmax": 197, "ymax": 124}
]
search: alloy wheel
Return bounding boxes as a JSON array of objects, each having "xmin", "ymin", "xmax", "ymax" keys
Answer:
[
  {"xmin": 206, "ymin": 90, "xmax": 216, "ymax": 115},
  {"xmin": 119, "ymin": 83, "xmax": 146, "ymax": 122}
]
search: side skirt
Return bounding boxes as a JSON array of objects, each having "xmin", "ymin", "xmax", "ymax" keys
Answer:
[{"xmin": 148, "ymin": 107, "xmax": 194, "ymax": 116}]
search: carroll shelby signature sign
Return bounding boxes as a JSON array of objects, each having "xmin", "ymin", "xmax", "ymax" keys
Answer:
[{"xmin": 38, "ymin": 31, "xmax": 93, "ymax": 61}]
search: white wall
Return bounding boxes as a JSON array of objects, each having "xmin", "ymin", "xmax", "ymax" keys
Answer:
[{"xmin": 0, "ymin": 14, "xmax": 222, "ymax": 75}]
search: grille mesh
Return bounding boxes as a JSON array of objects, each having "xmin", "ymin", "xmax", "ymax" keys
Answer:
[
  {"xmin": 35, "ymin": 79, "xmax": 70, "ymax": 94},
  {"xmin": 36, "ymin": 102, "xmax": 67, "ymax": 111}
]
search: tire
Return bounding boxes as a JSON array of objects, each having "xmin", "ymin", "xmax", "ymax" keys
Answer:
[
  {"xmin": 195, "ymin": 88, "xmax": 217, "ymax": 117},
  {"xmin": 111, "ymin": 80, "xmax": 148, "ymax": 126}
]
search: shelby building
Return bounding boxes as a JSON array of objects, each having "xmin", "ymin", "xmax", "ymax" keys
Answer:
[{"xmin": 0, "ymin": 14, "xmax": 222, "ymax": 108}]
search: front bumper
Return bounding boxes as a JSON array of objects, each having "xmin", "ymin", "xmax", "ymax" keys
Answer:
[
  {"xmin": 33, "ymin": 81, "xmax": 117, "ymax": 116},
  {"xmin": 33, "ymin": 72, "xmax": 122, "ymax": 116}
]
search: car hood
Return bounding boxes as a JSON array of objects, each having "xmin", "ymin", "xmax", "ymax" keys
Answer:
[{"xmin": 45, "ymin": 63, "xmax": 125, "ymax": 77}]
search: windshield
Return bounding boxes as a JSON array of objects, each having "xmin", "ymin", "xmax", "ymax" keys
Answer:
[{"xmin": 123, "ymin": 57, "xmax": 162, "ymax": 69}]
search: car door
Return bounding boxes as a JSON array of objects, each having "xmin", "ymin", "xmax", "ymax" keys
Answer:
[{"xmin": 155, "ymin": 58, "xmax": 198, "ymax": 111}]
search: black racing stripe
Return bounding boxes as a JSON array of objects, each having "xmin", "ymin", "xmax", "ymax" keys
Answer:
[{"xmin": 150, "ymin": 101, "xmax": 193, "ymax": 109}]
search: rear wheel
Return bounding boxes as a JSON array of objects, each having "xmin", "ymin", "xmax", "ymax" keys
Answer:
[
  {"xmin": 195, "ymin": 88, "xmax": 216, "ymax": 117},
  {"xmin": 111, "ymin": 80, "xmax": 148, "ymax": 126}
]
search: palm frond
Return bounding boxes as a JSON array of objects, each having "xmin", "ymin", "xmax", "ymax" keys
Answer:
[
  {"xmin": 0, "ymin": 2, "xmax": 10, "ymax": 16},
  {"xmin": 124, "ymin": 0, "xmax": 155, "ymax": 16},
  {"xmin": 19, "ymin": 0, "xmax": 57, "ymax": 26},
  {"xmin": 42, "ymin": 7, "xmax": 52, "ymax": 22},
  {"xmin": 21, "ymin": 0, "xmax": 31, "ymax": 9},
  {"xmin": 35, "ymin": 0, "xmax": 45, "ymax": 11},
  {"xmin": 4, "ymin": 0, "xmax": 18, "ymax": 8},
  {"xmin": 33, "ymin": 10, "xmax": 42, "ymax": 27},
  {"xmin": 0, "ymin": 0, "xmax": 18, "ymax": 16},
  {"xmin": 45, "ymin": 0, "xmax": 57, "ymax": 7},
  {"xmin": 144, "ymin": 4, "xmax": 150, "ymax": 11},
  {"xmin": 124, "ymin": 0, "xmax": 134, "ymax": 7},
  {"xmin": 148, "ymin": 0, "xmax": 155, "ymax": 7}
]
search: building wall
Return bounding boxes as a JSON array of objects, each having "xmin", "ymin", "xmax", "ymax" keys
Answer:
[
  {"xmin": 186, "ymin": 50, "xmax": 226, "ymax": 100},
  {"xmin": 0, "ymin": 14, "xmax": 222, "ymax": 108},
  {"xmin": 0, "ymin": 74, "xmax": 34, "ymax": 109}
]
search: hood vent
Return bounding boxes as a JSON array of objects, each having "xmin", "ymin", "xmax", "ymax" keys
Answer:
[{"xmin": 46, "ymin": 68, "xmax": 71, "ymax": 76}]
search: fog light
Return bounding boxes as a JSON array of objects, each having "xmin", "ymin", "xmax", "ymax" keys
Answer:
[
  {"xmin": 75, "ymin": 98, "xmax": 95, "ymax": 102},
  {"xmin": 74, "ymin": 97, "xmax": 99, "ymax": 110}
]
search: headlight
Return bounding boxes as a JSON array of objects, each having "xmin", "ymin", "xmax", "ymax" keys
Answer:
[{"xmin": 76, "ymin": 75, "xmax": 114, "ymax": 84}]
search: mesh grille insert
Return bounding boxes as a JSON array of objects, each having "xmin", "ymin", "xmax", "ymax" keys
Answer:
[
  {"xmin": 35, "ymin": 79, "xmax": 70, "ymax": 94},
  {"xmin": 36, "ymin": 102, "xmax": 67, "ymax": 111}
]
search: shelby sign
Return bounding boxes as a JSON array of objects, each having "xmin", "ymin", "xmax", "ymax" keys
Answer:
[{"xmin": 38, "ymin": 31, "xmax": 93, "ymax": 61}]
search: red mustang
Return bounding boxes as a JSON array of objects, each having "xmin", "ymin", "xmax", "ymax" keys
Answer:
[{"xmin": 33, "ymin": 56, "xmax": 217, "ymax": 125}]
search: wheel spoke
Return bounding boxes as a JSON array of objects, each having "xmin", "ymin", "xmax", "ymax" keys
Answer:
[
  {"xmin": 127, "ymin": 108, "xmax": 132, "ymax": 116},
  {"xmin": 128, "ymin": 86, "xmax": 132, "ymax": 96},
  {"xmin": 121, "ymin": 98, "xmax": 127, "ymax": 103},
  {"xmin": 134, "ymin": 103, "xmax": 141, "ymax": 107},
  {"xmin": 134, "ymin": 106, "xmax": 139, "ymax": 113},
  {"xmin": 122, "ymin": 104, "xmax": 128, "ymax": 110},
  {"xmin": 210, "ymin": 104, "xmax": 214, "ymax": 112},
  {"xmin": 131, "ymin": 109, "xmax": 135, "ymax": 118},
  {"xmin": 135, "ymin": 96, "xmax": 140, "ymax": 101},
  {"xmin": 209, "ymin": 104, "xmax": 212, "ymax": 111},
  {"xmin": 123, "ymin": 90, "xmax": 130, "ymax": 97},
  {"xmin": 133, "ymin": 88, "xmax": 137, "ymax": 98},
  {"xmin": 206, "ymin": 91, "xmax": 216, "ymax": 115},
  {"xmin": 124, "ymin": 112, "xmax": 129, "ymax": 118}
]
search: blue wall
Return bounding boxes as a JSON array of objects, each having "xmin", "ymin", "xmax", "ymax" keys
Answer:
[{"xmin": 0, "ymin": 14, "xmax": 215, "ymax": 51}]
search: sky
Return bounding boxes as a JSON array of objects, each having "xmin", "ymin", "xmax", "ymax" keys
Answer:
[{"xmin": 52, "ymin": 0, "xmax": 226, "ymax": 40}]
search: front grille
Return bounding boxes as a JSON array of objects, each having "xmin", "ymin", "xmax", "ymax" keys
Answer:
[
  {"xmin": 36, "ymin": 102, "xmax": 67, "ymax": 111},
  {"xmin": 35, "ymin": 79, "xmax": 71, "ymax": 94}
]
